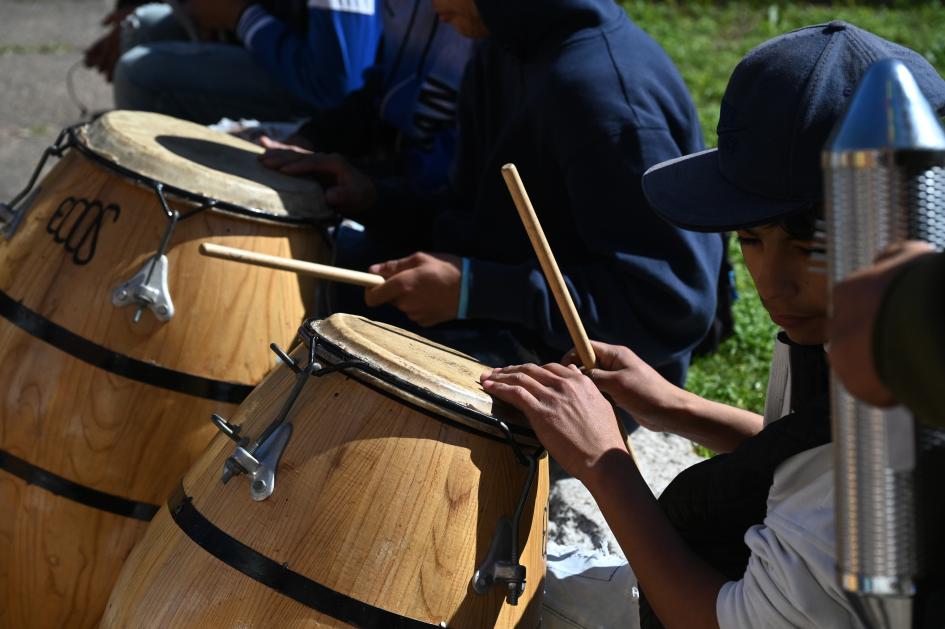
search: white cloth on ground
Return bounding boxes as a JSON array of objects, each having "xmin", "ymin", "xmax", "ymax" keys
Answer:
[{"xmin": 543, "ymin": 541, "xmax": 639, "ymax": 629}]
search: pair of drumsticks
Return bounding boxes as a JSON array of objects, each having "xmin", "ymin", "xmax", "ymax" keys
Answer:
[{"xmin": 201, "ymin": 164, "xmax": 638, "ymax": 460}]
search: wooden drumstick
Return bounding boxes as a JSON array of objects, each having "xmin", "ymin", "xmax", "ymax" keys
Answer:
[
  {"xmin": 501, "ymin": 163, "xmax": 639, "ymax": 462},
  {"xmin": 199, "ymin": 242, "xmax": 384, "ymax": 288},
  {"xmin": 501, "ymin": 164, "xmax": 596, "ymax": 370}
]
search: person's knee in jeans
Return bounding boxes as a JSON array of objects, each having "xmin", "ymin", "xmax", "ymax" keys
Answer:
[{"xmin": 120, "ymin": 3, "xmax": 187, "ymax": 51}]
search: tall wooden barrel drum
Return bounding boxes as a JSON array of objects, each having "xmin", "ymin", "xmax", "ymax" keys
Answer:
[
  {"xmin": 0, "ymin": 111, "xmax": 330, "ymax": 628},
  {"xmin": 102, "ymin": 314, "xmax": 549, "ymax": 628}
]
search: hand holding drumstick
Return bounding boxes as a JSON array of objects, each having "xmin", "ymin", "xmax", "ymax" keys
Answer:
[
  {"xmin": 199, "ymin": 243, "xmax": 464, "ymax": 327},
  {"xmin": 481, "ymin": 164, "xmax": 638, "ymax": 464},
  {"xmin": 199, "ymin": 242, "xmax": 384, "ymax": 287}
]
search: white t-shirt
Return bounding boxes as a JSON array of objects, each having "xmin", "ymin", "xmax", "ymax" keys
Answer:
[{"xmin": 716, "ymin": 444, "xmax": 866, "ymax": 628}]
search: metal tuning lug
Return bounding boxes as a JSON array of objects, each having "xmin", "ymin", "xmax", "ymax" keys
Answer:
[
  {"xmin": 270, "ymin": 343, "xmax": 301, "ymax": 373},
  {"xmin": 211, "ymin": 414, "xmax": 247, "ymax": 446},
  {"xmin": 0, "ymin": 188, "xmax": 40, "ymax": 240},
  {"xmin": 471, "ymin": 516, "xmax": 527, "ymax": 605},
  {"xmin": 0, "ymin": 203, "xmax": 17, "ymax": 228},
  {"xmin": 220, "ymin": 422, "xmax": 293, "ymax": 502},
  {"xmin": 112, "ymin": 254, "xmax": 175, "ymax": 323}
]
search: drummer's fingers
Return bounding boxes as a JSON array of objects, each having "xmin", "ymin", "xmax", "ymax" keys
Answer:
[
  {"xmin": 560, "ymin": 348, "xmax": 581, "ymax": 365},
  {"xmin": 480, "ymin": 380, "xmax": 543, "ymax": 415},
  {"xmin": 259, "ymin": 149, "xmax": 307, "ymax": 169},
  {"xmin": 484, "ymin": 369, "xmax": 558, "ymax": 402},
  {"xmin": 259, "ymin": 135, "xmax": 311, "ymax": 154},
  {"xmin": 258, "ymin": 135, "xmax": 280, "ymax": 150},
  {"xmin": 364, "ymin": 272, "xmax": 411, "ymax": 307},
  {"xmin": 542, "ymin": 362, "xmax": 584, "ymax": 380},
  {"xmin": 490, "ymin": 363, "xmax": 561, "ymax": 387},
  {"xmin": 368, "ymin": 252, "xmax": 423, "ymax": 278},
  {"xmin": 278, "ymin": 153, "xmax": 349, "ymax": 177}
]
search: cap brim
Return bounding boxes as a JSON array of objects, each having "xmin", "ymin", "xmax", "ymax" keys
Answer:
[{"xmin": 642, "ymin": 149, "xmax": 811, "ymax": 232}]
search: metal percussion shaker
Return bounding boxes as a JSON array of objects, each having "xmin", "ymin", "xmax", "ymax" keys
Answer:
[{"xmin": 824, "ymin": 58, "xmax": 945, "ymax": 628}]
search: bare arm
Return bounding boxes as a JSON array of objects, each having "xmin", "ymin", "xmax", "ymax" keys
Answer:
[
  {"xmin": 572, "ymin": 341, "xmax": 762, "ymax": 453},
  {"xmin": 482, "ymin": 363, "xmax": 726, "ymax": 629}
]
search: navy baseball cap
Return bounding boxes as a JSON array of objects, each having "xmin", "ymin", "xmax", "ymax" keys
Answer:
[{"xmin": 642, "ymin": 21, "xmax": 945, "ymax": 232}]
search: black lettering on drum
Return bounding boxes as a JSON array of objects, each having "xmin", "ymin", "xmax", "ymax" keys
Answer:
[{"xmin": 46, "ymin": 196, "xmax": 121, "ymax": 265}]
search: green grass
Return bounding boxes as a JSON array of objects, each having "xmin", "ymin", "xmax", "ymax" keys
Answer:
[{"xmin": 616, "ymin": 2, "xmax": 945, "ymax": 452}]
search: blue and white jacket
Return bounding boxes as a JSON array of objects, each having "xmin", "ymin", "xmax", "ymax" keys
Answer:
[
  {"xmin": 298, "ymin": 0, "xmax": 473, "ymax": 194},
  {"xmin": 236, "ymin": 0, "xmax": 383, "ymax": 110}
]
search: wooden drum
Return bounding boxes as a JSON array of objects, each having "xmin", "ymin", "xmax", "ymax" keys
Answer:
[
  {"xmin": 0, "ymin": 111, "xmax": 330, "ymax": 628},
  {"xmin": 102, "ymin": 314, "xmax": 549, "ymax": 628}
]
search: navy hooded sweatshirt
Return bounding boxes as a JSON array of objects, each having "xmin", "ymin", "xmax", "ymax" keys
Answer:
[{"xmin": 368, "ymin": 0, "xmax": 722, "ymax": 381}]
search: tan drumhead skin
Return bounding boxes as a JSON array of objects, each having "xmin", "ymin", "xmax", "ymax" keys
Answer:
[
  {"xmin": 312, "ymin": 314, "xmax": 528, "ymax": 428},
  {"xmin": 77, "ymin": 110, "xmax": 328, "ymax": 220}
]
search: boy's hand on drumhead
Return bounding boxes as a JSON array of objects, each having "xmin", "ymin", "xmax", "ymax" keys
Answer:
[
  {"xmin": 829, "ymin": 240, "xmax": 934, "ymax": 407},
  {"xmin": 257, "ymin": 135, "xmax": 315, "ymax": 154},
  {"xmin": 266, "ymin": 152, "xmax": 377, "ymax": 214},
  {"xmin": 562, "ymin": 341, "xmax": 682, "ymax": 433},
  {"xmin": 481, "ymin": 364, "xmax": 627, "ymax": 485},
  {"xmin": 365, "ymin": 253, "xmax": 462, "ymax": 326}
]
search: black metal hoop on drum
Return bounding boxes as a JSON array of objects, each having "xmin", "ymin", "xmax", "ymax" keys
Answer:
[
  {"xmin": 0, "ymin": 119, "xmax": 334, "ymax": 323},
  {"xmin": 206, "ymin": 319, "xmax": 546, "ymax": 609},
  {"xmin": 1, "ymin": 121, "xmax": 320, "ymax": 231}
]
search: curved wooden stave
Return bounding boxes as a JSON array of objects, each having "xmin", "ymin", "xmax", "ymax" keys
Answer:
[
  {"xmin": 102, "ymin": 351, "xmax": 548, "ymax": 628},
  {"xmin": 0, "ymin": 149, "xmax": 324, "ymax": 628}
]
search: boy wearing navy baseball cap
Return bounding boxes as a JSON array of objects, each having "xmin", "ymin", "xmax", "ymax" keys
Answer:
[{"xmin": 484, "ymin": 22, "xmax": 945, "ymax": 629}]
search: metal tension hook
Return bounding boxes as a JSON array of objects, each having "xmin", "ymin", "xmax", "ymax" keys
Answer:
[
  {"xmin": 472, "ymin": 516, "xmax": 527, "ymax": 605},
  {"xmin": 112, "ymin": 199, "xmax": 178, "ymax": 323},
  {"xmin": 221, "ymin": 422, "xmax": 293, "ymax": 502}
]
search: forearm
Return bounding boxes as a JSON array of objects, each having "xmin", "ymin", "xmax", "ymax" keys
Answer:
[
  {"xmin": 587, "ymin": 449, "xmax": 725, "ymax": 629},
  {"xmin": 666, "ymin": 390, "xmax": 764, "ymax": 453}
]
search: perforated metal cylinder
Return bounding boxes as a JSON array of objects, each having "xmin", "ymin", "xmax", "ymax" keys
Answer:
[{"xmin": 824, "ymin": 59, "xmax": 945, "ymax": 611}]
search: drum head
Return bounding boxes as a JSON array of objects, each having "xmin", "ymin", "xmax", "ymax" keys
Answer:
[
  {"xmin": 310, "ymin": 314, "xmax": 537, "ymax": 441},
  {"xmin": 75, "ymin": 111, "xmax": 329, "ymax": 222}
]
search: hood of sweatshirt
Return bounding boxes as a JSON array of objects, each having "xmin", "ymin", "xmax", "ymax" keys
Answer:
[{"xmin": 474, "ymin": 0, "xmax": 623, "ymax": 56}]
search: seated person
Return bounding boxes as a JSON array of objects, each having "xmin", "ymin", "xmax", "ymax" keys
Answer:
[
  {"xmin": 264, "ymin": 0, "xmax": 723, "ymax": 380},
  {"xmin": 481, "ymin": 22, "xmax": 945, "ymax": 628},
  {"xmin": 258, "ymin": 0, "xmax": 474, "ymax": 199},
  {"xmin": 88, "ymin": 0, "xmax": 382, "ymax": 124}
]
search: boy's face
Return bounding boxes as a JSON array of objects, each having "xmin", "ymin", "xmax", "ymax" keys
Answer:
[
  {"xmin": 737, "ymin": 224, "xmax": 828, "ymax": 345},
  {"xmin": 430, "ymin": 0, "xmax": 489, "ymax": 38}
]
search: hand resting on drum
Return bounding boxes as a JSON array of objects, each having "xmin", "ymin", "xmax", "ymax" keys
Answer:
[
  {"xmin": 482, "ymin": 363, "xmax": 625, "ymax": 484},
  {"xmin": 260, "ymin": 148, "xmax": 377, "ymax": 213},
  {"xmin": 257, "ymin": 134, "xmax": 316, "ymax": 154},
  {"xmin": 480, "ymin": 362, "xmax": 727, "ymax": 629},
  {"xmin": 561, "ymin": 341, "xmax": 681, "ymax": 433},
  {"xmin": 565, "ymin": 341, "xmax": 763, "ymax": 453},
  {"xmin": 365, "ymin": 252, "xmax": 462, "ymax": 327}
]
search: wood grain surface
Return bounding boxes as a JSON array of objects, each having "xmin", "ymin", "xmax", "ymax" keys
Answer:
[
  {"xmin": 0, "ymin": 151, "xmax": 324, "ymax": 628},
  {"xmin": 103, "ymin": 317, "xmax": 549, "ymax": 628}
]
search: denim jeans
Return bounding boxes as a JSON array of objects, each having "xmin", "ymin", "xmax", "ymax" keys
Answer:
[{"xmin": 113, "ymin": 3, "xmax": 313, "ymax": 124}]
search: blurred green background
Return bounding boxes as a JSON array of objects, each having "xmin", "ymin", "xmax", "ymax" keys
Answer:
[{"xmin": 620, "ymin": 2, "xmax": 945, "ymax": 450}]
